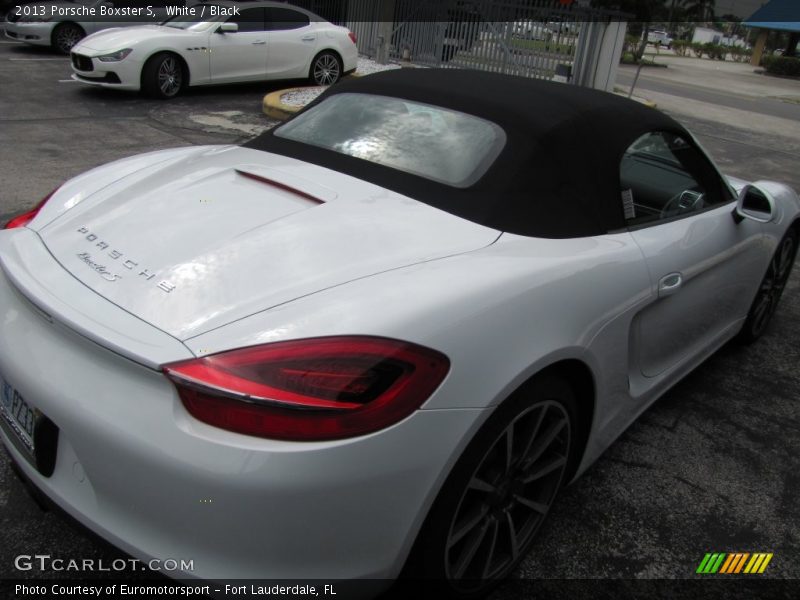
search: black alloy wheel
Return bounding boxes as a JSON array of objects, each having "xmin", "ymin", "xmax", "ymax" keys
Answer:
[
  {"xmin": 739, "ymin": 228, "xmax": 798, "ymax": 343},
  {"xmin": 407, "ymin": 376, "xmax": 576, "ymax": 598}
]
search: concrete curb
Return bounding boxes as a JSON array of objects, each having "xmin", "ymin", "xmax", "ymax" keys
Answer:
[
  {"xmin": 262, "ymin": 87, "xmax": 312, "ymax": 121},
  {"xmin": 614, "ymin": 87, "xmax": 658, "ymax": 109},
  {"xmin": 262, "ymin": 72, "xmax": 365, "ymax": 121},
  {"xmin": 629, "ymin": 95, "xmax": 659, "ymax": 109}
]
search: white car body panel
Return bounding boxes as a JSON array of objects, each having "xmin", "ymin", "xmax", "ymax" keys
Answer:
[
  {"xmin": 209, "ymin": 27, "xmax": 267, "ymax": 82},
  {"xmin": 265, "ymin": 23, "xmax": 318, "ymax": 79},
  {"xmin": 629, "ymin": 205, "xmax": 767, "ymax": 377},
  {"xmin": 68, "ymin": 2, "xmax": 358, "ymax": 92}
]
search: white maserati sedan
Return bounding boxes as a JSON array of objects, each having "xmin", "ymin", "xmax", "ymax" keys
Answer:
[
  {"xmin": 1, "ymin": 70, "xmax": 798, "ymax": 596},
  {"xmin": 69, "ymin": 1, "xmax": 358, "ymax": 98}
]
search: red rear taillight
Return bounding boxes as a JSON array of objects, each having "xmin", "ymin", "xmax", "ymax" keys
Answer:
[
  {"xmin": 348, "ymin": 31, "xmax": 357, "ymax": 45},
  {"xmin": 164, "ymin": 336, "xmax": 450, "ymax": 441},
  {"xmin": 4, "ymin": 188, "xmax": 58, "ymax": 229}
]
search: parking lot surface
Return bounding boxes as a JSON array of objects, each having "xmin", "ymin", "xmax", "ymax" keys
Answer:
[{"xmin": 0, "ymin": 35, "xmax": 798, "ymax": 594}]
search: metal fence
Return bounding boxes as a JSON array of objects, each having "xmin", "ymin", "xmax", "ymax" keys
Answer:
[{"xmin": 341, "ymin": 0, "xmax": 617, "ymax": 84}]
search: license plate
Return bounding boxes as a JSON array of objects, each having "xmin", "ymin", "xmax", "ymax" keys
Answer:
[{"xmin": 0, "ymin": 376, "xmax": 37, "ymax": 455}]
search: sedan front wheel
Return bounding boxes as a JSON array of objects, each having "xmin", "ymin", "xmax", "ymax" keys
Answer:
[{"xmin": 142, "ymin": 52, "xmax": 185, "ymax": 99}]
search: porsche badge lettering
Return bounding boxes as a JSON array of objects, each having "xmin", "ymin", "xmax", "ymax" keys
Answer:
[
  {"xmin": 76, "ymin": 227, "xmax": 176, "ymax": 292},
  {"xmin": 76, "ymin": 252, "xmax": 121, "ymax": 282}
]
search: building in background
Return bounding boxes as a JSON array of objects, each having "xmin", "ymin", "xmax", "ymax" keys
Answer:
[{"xmin": 743, "ymin": 0, "xmax": 800, "ymax": 64}]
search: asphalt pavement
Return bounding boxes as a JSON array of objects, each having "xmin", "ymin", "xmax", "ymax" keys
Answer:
[{"xmin": 0, "ymin": 35, "xmax": 799, "ymax": 596}]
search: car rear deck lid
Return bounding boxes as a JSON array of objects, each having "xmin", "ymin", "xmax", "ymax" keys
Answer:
[{"xmin": 234, "ymin": 165, "xmax": 337, "ymax": 204}]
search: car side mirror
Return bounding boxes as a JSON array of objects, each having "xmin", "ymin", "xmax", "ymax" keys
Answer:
[
  {"xmin": 218, "ymin": 23, "xmax": 239, "ymax": 34},
  {"xmin": 734, "ymin": 184, "xmax": 775, "ymax": 224}
]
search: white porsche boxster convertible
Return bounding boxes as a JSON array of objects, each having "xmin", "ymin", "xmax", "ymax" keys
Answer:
[
  {"xmin": 69, "ymin": 1, "xmax": 358, "ymax": 97},
  {"xmin": 1, "ymin": 69, "xmax": 797, "ymax": 596}
]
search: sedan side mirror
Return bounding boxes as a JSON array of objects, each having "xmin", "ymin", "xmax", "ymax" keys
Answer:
[
  {"xmin": 218, "ymin": 23, "xmax": 239, "ymax": 34},
  {"xmin": 735, "ymin": 184, "xmax": 775, "ymax": 224}
]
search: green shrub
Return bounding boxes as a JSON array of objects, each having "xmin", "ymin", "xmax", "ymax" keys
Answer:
[
  {"xmin": 671, "ymin": 39, "xmax": 690, "ymax": 56},
  {"xmin": 690, "ymin": 42, "xmax": 704, "ymax": 57},
  {"xmin": 624, "ymin": 34, "xmax": 640, "ymax": 54},
  {"xmin": 703, "ymin": 42, "xmax": 727, "ymax": 60},
  {"xmin": 762, "ymin": 55, "xmax": 800, "ymax": 76},
  {"xmin": 728, "ymin": 45, "xmax": 752, "ymax": 63}
]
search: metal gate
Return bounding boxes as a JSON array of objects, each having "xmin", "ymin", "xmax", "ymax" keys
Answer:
[{"xmin": 342, "ymin": 0, "xmax": 619, "ymax": 84}]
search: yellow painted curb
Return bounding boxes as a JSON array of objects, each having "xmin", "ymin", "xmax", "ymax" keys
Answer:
[
  {"xmin": 263, "ymin": 88, "xmax": 308, "ymax": 121},
  {"xmin": 613, "ymin": 87, "xmax": 658, "ymax": 109},
  {"xmin": 262, "ymin": 73, "xmax": 366, "ymax": 121}
]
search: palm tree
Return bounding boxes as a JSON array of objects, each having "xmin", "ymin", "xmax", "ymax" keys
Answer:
[{"xmin": 681, "ymin": 0, "xmax": 716, "ymax": 21}]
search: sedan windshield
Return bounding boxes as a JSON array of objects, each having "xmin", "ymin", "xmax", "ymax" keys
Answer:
[
  {"xmin": 273, "ymin": 93, "xmax": 506, "ymax": 188},
  {"xmin": 161, "ymin": 9, "xmax": 219, "ymax": 30}
]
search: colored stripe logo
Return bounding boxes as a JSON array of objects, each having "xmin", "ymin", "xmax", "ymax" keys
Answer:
[{"xmin": 696, "ymin": 552, "xmax": 773, "ymax": 574}]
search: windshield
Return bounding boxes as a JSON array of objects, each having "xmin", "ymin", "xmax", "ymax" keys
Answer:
[
  {"xmin": 161, "ymin": 8, "xmax": 220, "ymax": 30},
  {"xmin": 274, "ymin": 93, "xmax": 506, "ymax": 187}
]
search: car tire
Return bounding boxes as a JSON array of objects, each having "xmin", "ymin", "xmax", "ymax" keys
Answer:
[
  {"xmin": 52, "ymin": 22, "xmax": 85, "ymax": 55},
  {"xmin": 405, "ymin": 376, "xmax": 576, "ymax": 598},
  {"xmin": 738, "ymin": 227, "xmax": 798, "ymax": 343},
  {"xmin": 141, "ymin": 52, "xmax": 185, "ymax": 99},
  {"xmin": 309, "ymin": 51, "xmax": 342, "ymax": 86}
]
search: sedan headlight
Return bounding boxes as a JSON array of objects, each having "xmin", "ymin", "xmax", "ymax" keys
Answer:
[{"xmin": 97, "ymin": 48, "xmax": 133, "ymax": 62}]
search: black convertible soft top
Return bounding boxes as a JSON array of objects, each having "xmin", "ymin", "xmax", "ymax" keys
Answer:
[{"xmin": 245, "ymin": 69, "xmax": 691, "ymax": 238}]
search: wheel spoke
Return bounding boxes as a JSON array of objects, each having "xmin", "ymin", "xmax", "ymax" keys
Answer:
[
  {"xmin": 468, "ymin": 476, "xmax": 496, "ymax": 494},
  {"xmin": 752, "ymin": 293, "xmax": 773, "ymax": 332},
  {"xmin": 521, "ymin": 418, "xmax": 567, "ymax": 469},
  {"xmin": 481, "ymin": 518, "xmax": 500, "ymax": 578},
  {"xmin": 504, "ymin": 426, "xmax": 514, "ymax": 474},
  {"xmin": 520, "ymin": 406, "xmax": 546, "ymax": 462},
  {"xmin": 452, "ymin": 520, "xmax": 490, "ymax": 579},
  {"xmin": 505, "ymin": 511, "xmax": 519, "ymax": 560},
  {"xmin": 512, "ymin": 494, "xmax": 549, "ymax": 514},
  {"xmin": 448, "ymin": 504, "xmax": 489, "ymax": 548},
  {"xmin": 520, "ymin": 453, "xmax": 567, "ymax": 484}
]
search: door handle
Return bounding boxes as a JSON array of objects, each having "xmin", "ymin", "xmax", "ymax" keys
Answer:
[
  {"xmin": 301, "ymin": 35, "xmax": 316, "ymax": 41},
  {"xmin": 658, "ymin": 272, "xmax": 683, "ymax": 297},
  {"xmin": 252, "ymin": 40, "xmax": 266, "ymax": 45}
]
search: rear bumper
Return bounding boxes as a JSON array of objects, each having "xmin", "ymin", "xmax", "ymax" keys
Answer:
[{"xmin": 0, "ymin": 230, "xmax": 486, "ymax": 580}]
